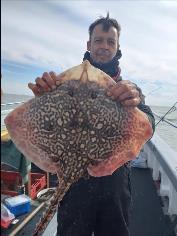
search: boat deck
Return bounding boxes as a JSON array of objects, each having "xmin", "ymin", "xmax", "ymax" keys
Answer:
[
  {"xmin": 1, "ymin": 168, "xmax": 176, "ymax": 236},
  {"xmin": 130, "ymin": 168, "xmax": 176, "ymax": 236}
]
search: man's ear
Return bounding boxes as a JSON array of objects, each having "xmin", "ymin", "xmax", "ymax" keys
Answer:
[{"xmin": 87, "ymin": 41, "xmax": 91, "ymax": 51}]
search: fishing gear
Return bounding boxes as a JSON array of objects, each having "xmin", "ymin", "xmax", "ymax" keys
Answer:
[{"xmin": 155, "ymin": 102, "xmax": 177, "ymax": 128}]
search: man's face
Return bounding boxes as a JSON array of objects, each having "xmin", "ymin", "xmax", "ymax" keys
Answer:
[{"xmin": 87, "ymin": 24, "xmax": 119, "ymax": 64}]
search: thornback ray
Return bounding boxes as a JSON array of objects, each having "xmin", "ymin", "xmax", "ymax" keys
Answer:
[{"xmin": 5, "ymin": 60, "xmax": 152, "ymax": 235}]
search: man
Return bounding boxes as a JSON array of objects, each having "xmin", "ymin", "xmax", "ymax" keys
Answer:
[{"xmin": 29, "ymin": 14, "xmax": 155, "ymax": 236}]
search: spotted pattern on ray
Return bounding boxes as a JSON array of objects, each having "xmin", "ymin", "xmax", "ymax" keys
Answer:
[{"xmin": 4, "ymin": 60, "xmax": 152, "ymax": 235}]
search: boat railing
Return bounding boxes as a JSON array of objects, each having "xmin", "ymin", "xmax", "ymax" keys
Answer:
[{"xmin": 144, "ymin": 133, "xmax": 177, "ymax": 215}]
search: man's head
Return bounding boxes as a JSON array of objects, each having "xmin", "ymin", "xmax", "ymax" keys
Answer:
[{"xmin": 87, "ymin": 13, "xmax": 121, "ymax": 64}]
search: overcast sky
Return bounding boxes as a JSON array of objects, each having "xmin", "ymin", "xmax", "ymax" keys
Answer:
[{"xmin": 1, "ymin": 0, "xmax": 177, "ymax": 106}]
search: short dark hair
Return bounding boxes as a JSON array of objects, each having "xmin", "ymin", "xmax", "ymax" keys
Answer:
[{"xmin": 89, "ymin": 12, "xmax": 121, "ymax": 39}]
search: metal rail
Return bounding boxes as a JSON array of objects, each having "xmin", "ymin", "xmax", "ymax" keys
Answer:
[{"xmin": 146, "ymin": 133, "xmax": 177, "ymax": 215}]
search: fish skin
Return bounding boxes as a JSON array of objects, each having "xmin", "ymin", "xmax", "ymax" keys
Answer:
[{"xmin": 4, "ymin": 60, "xmax": 152, "ymax": 235}]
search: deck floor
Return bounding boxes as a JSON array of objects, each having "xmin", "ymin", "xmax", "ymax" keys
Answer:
[
  {"xmin": 1, "ymin": 168, "xmax": 176, "ymax": 236},
  {"xmin": 129, "ymin": 168, "xmax": 176, "ymax": 236}
]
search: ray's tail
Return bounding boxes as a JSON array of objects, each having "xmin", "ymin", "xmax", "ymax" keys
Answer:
[{"xmin": 33, "ymin": 181, "xmax": 71, "ymax": 236}]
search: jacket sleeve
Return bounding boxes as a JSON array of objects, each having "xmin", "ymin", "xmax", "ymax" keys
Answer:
[
  {"xmin": 137, "ymin": 102, "xmax": 155, "ymax": 135},
  {"xmin": 135, "ymin": 85, "xmax": 155, "ymax": 135},
  {"xmin": 117, "ymin": 78, "xmax": 155, "ymax": 135}
]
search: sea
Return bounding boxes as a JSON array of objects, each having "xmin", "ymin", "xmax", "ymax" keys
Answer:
[{"xmin": 1, "ymin": 93, "xmax": 177, "ymax": 154}]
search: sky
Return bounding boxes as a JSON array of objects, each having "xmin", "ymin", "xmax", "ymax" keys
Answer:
[{"xmin": 1, "ymin": 0, "xmax": 177, "ymax": 106}]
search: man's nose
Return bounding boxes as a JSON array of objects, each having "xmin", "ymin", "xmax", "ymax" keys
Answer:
[{"xmin": 101, "ymin": 40, "xmax": 109, "ymax": 49}]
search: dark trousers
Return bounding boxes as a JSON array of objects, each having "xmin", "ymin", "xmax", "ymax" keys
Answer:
[{"xmin": 57, "ymin": 164, "xmax": 132, "ymax": 236}]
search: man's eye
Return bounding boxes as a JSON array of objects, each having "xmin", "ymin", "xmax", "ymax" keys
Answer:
[
  {"xmin": 95, "ymin": 39, "xmax": 101, "ymax": 43},
  {"xmin": 108, "ymin": 41, "xmax": 115, "ymax": 45}
]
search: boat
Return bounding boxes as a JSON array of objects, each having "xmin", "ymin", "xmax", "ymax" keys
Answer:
[{"xmin": 1, "ymin": 102, "xmax": 177, "ymax": 236}]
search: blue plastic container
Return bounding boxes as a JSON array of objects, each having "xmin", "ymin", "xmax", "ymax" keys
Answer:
[{"xmin": 5, "ymin": 194, "xmax": 31, "ymax": 216}]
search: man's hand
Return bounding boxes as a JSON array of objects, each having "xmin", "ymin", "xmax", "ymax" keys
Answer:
[
  {"xmin": 28, "ymin": 71, "xmax": 57, "ymax": 96},
  {"xmin": 107, "ymin": 80, "xmax": 140, "ymax": 107}
]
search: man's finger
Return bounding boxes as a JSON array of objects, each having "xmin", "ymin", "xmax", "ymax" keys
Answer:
[
  {"xmin": 28, "ymin": 83, "xmax": 41, "ymax": 96},
  {"xmin": 49, "ymin": 71, "xmax": 57, "ymax": 80},
  {"xmin": 121, "ymin": 97, "xmax": 140, "ymax": 107},
  {"xmin": 35, "ymin": 77, "xmax": 50, "ymax": 91},
  {"xmin": 42, "ymin": 72, "xmax": 56, "ymax": 90},
  {"xmin": 107, "ymin": 84, "xmax": 124, "ymax": 99},
  {"xmin": 49, "ymin": 71, "xmax": 57, "ymax": 89},
  {"xmin": 118, "ymin": 89, "xmax": 139, "ymax": 101}
]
